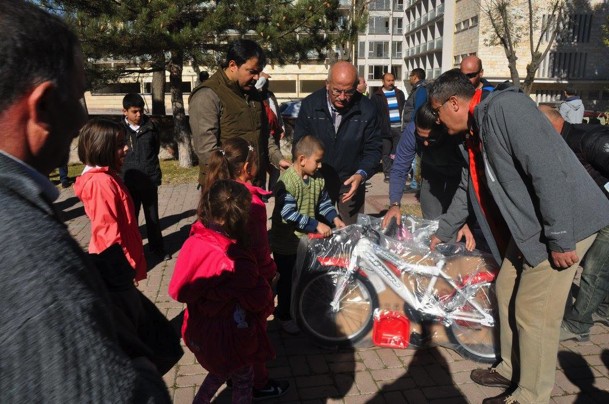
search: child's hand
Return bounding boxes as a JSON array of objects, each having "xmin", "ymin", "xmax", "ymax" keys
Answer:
[
  {"xmin": 333, "ymin": 217, "xmax": 346, "ymax": 229},
  {"xmin": 316, "ymin": 222, "xmax": 332, "ymax": 237}
]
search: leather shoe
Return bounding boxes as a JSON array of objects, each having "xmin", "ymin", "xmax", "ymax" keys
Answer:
[
  {"xmin": 482, "ymin": 391, "xmax": 520, "ymax": 404},
  {"xmin": 471, "ymin": 368, "xmax": 513, "ymax": 388}
]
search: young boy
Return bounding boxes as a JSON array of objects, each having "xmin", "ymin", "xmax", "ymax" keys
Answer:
[
  {"xmin": 120, "ymin": 93, "xmax": 170, "ymax": 261},
  {"xmin": 270, "ymin": 135, "xmax": 345, "ymax": 334}
]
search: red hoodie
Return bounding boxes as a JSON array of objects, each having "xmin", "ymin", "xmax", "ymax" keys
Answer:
[{"xmin": 74, "ymin": 167, "xmax": 147, "ymax": 281}]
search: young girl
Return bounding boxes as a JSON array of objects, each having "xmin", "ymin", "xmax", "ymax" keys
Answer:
[
  {"xmin": 202, "ymin": 138, "xmax": 288, "ymax": 399},
  {"xmin": 74, "ymin": 118, "xmax": 147, "ymax": 281},
  {"xmin": 169, "ymin": 180, "xmax": 274, "ymax": 403}
]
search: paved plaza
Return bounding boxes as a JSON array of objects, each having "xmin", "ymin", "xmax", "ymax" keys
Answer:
[{"xmin": 56, "ymin": 173, "xmax": 609, "ymax": 403}]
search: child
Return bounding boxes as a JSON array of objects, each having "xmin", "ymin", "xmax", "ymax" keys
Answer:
[
  {"xmin": 270, "ymin": 135, "xmax": 345, "ymax": 334},
  {"xmin": 74, "ymin": 118, "xmax": 147, "ymax": 281},
  {"xmin": 202, "ymin": 138, "xmax": 289, "ymax": 399},
  {"xmin": 169, "ymin": 180, "xmax": 274, "ymax": 403},
  {"xmin": 120, "ymin": 93, "xmax": 170, "ymax": 261}
]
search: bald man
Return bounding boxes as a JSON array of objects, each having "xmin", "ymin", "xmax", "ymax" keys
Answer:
[
  {"xmin": 460, "ymin": 55, "xmax": 495, "ymax": 99},
  {"xmin": 294, "ymin": 61, "xmax": 382, "ymax": 224}
]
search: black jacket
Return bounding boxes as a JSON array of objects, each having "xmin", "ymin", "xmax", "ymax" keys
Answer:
[
  {"xmin": 561, "ymin": 122, "xmax": 609, "ymax": 198},
  {"xmin": 294, "ymin": 87, "xmax": 382, "ymax": 183},
  {"xmin": 120, "ymin": 116, "xmax": 162, "ymax": 186},
  {"xmin": 370, "ymin": 87, "xmax": 406, "ymax": 138}
]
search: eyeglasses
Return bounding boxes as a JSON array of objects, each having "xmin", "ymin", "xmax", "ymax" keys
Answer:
[
  {"xmin": 330, "ymin": 87, "xmax": 356, "ymax": 97},
  {"xmin": 431, "ymin": 97, "xmax": 453, "ymax": 117},
  {"xmin": 464, "ymin": 70, "xmax": 481, "ymax": 79}
]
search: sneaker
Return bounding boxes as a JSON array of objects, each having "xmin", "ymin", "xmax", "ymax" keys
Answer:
[
  {"xmin": 253, "ymin": 379, "xmax": 289, "ymax": 401},
  {"xmin": 61, "ymin": 180, "xmax": 71, "ymax": 188},
  {"xmin": 592, "ymin": 312, "xmax": 609, "ymax": 327},
  {"xmin": 383, "ymin": 176, "xmax": 390, "ymax": 183},
  {"xmin": 559, "ymin": 324, "xmax": 590, "ymax": 342},
  {"xmin": 279, "ymin": 319, "xmax": 300, "ymax": 335}
]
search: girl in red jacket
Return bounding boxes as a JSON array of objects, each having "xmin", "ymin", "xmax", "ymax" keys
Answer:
[
  {"xmin": 169, "ymin": 180, "xmax": 274, "ymax": 403},
  {"xmin": 74, "ymin": 118, "xmax": 147, "ymax": 281},
  {"xmin": 201, "ymin": 138, "xmax": 288, "ymax": 399}
]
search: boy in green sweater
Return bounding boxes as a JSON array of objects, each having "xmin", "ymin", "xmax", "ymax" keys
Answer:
[{"xmin": 270, "ymin": 135, "xmax": 345, "ymax": 334}]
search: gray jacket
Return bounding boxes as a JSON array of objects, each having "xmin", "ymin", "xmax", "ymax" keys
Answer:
[
  {"xmin": 436, "ymin": 88, "xmax": 609, "ymax": 266},
  {"xmin": 559, "ymin": 97, "xmax": 585, "ymax": 124}
]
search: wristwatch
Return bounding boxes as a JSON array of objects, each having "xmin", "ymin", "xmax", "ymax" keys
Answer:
[{"xmin": 390, "ymin": 202, "xmax": 401, "ymax": 208}]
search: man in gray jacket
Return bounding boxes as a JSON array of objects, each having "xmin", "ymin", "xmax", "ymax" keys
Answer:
[
  {"xmin": 0, "ymin": 2, "xmax": 169, "ymax": 401},
  {"xmin": 428, "ymin": 69, "xmax": 609, "ymax": 404}
]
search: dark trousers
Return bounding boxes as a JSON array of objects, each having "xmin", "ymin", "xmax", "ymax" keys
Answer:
[
  {"xmin": 382, "ymin": 127, "xmax": 402, "ymax": 177},
  {"xmin": 125, "ymin": 180, "xmax": 164, "ymax": 253},
  {"xmin": 273, "ymin": 252, "xmax": 297, "ymax": 320}
]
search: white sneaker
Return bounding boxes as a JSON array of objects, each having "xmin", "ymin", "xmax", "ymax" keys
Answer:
[{"xmin": 280, "ymin": 319, "xmax": 300, "ymax": 335}]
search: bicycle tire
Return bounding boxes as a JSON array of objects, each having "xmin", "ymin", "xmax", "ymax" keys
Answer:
[
  {"xmin": 295, "ymin": 268, "xmax": 378, "ymax": 347},
  {"xmin": 447, "ymin": 281, "xmax": 498, "ymax": 363}
]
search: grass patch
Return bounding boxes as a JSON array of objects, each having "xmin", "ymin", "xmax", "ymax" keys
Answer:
[{"xmin": 49, "ymin": 159, "xmax": 200, "ymax": 187}]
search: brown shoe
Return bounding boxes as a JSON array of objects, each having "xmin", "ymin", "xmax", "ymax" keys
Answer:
[
  {"xmin": 471, "ymin": 368, "xmax": 513, "ymax": 388},
  {"xmin": 482, "ymin": 392, "xmax": 520, "ymax": 403}
]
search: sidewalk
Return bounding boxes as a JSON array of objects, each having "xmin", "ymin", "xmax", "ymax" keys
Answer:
[{"xmin": 57, "ymin": 173, "xmax": 609, "ymax": 403}]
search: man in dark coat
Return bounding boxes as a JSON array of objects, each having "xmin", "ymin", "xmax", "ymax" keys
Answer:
[
  {"xmin": 294, "ymin": 61, "xmax": 382, "ymax": 224},
  {"xmin": 0, "ymin": 1, "xmax": 169, "ymax": 402}
]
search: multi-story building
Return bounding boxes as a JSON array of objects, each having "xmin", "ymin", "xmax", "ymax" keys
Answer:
[{"xmin": 357, "ymin": 0, "xmax": 609, "ymax": 112}]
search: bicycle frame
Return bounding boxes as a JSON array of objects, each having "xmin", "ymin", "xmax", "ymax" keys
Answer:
[{"xmin": 323, "ymin": 237, "xmax": 495, "ymax": 328}]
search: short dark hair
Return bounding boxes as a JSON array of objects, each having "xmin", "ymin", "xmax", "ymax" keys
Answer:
[
  {"xmin": 198, "ymin": 179, "xmax": 252, "ymax": 246},
  {"xmin": 77, "ymin": 118, "xmax": 125, "ymax": 170},
  {"xmin": 410, "ymin": 68, "xmax": 426, "ymax": 81},
  {"xmin": 0, "ymin": 0, "xmax": 79, "ymax": 113},
  {"xmin": 122, "ymin": 93, "xmax": 145, "ymax": 110},
  {"xmin": 223, "ymin": 39, "xmax": 266, "ymax": 69},
  {"xmin": 293, "ymin": 135, "xmax": 324, "ymax": 161},
  {"xmin": 565, "ymin": 87, "xmax": 577, "ymax": 96},
  {"xmin": 199, "ymin": 71, "xmax": 209, "ymax": 82},
  {"xmin": 414, "ymin": 102, "xmax": 440, "ymax": 130},
  {"xmin": 428, "ymin": 68, "xmax": 475, "ymax": 104}
]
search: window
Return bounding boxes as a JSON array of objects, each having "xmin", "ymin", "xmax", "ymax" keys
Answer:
[
  {"xmin": 392, "ymin": 41, "xmax": 403, "ymax": 58},
  {"xmin": 369, "ymin": 16, "xmax": 390, "ymax": 34},
  {"xmin": 368, "ymin": 41, "xmax": 389, "ymax": 58},
  {"xmin": 549, "ymin": 14, "xmax": 593, "ymax": 43},
  {"xmin": 359, "ymin": 42, "xmax": 366, "ymax": 57},
  {"xmin": 393, "ymin": 0, "xmax": 404, "ymax": 11},
  {"xmin": 548, "ymin": 51, "xmax": 588, "ymax": 79},
  {"xmin": 301, "ymin": 80, "xmax": 326, "ymax": 93},
  {"xmin": 94, "ymin": 82, "xmax": 141, "ymax": 94},
  {"xmin": 369, "ymin": 0, "xmax": 391, "ymax": 11},
  {"xmin": 392, "ymin": 18, "xmax": 403, "ymax": 35},
  {"xmin": 142, "ymin": 82, "xmax": 191, "ymax": 94},
  {"xmin": 368, "ymin": 65, "xmax": 386, "ymax": 80},
  {"xmin": 391, "ymin": 65, "xmax": 402, "ymax": 80},
  {"xmin": 269, "ymin": 80, "xmax": 296, "ymax": 93}
]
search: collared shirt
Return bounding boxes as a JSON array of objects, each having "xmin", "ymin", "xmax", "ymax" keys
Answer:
[
  {"xmin": 326, "ymin": 96, "xmax": 342, "ymax": 133},
  {"xmin": 0, "ymin": 150, "xmax": 59, "ymax": 202}
]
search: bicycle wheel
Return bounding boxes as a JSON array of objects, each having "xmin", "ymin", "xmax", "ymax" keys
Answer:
[
  {"xmin": 447, "ymin": 281, "xmax": 498, "ymax": 363},
  {"xmin": 295, "ymin": 268, "xmax": 378, "ymax": 347}
]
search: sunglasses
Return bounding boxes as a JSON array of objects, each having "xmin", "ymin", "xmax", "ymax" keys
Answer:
[
  {"xmin": 415, "ymin": 130, "xmax": 440, "ymax": 145},
  {"xmin": 464, "ymin": 70, "xmax": 481, "ymax": 79}
]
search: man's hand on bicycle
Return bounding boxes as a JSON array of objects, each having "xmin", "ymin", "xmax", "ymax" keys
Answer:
[
  {"xmin": 317, "ymin": 222, "xmax": 333, "ymax": 237},
  {"xmin": 456, "ymin": 223, "xmax": 476, "ymax": 251},
  {"xmin": 382, "ymin": 204, "xmax": 402, "ymax": 229},
  {"xmin": 333, "ymin": 217, "xmax": 346, "ymax": 229},
  {"xmin": 429, "ymin": 234, "xmax": 442, "ymax": 251}
]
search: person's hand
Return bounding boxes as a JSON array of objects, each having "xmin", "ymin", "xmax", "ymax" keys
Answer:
[
  {"xmin": 333, "ymin": 217, "xmax": 346, "ymax": 229},
  {"xmin": 551, "ymin": 250, "xmax": 579, "ymax": 269},
  {"xmin": 456, "ymin": 223, "xmax": 476, "ymax": 251},
  {"xmin": 317, "ymin": 222, "xmax": 332, "ymax": 237},
  {"xmin": 342, "ymin": 173, "xmax": 364, "ymax": 202},
  {"xmin": 429, "ymin": 234, "xmax": 442, "ymax": 251},
  {"xmin": 278, "ymin": 159, "xmax": 291, "ymax": 169},
  {"xmin": 382, "ymin": 205, "xmax": 402, "ymax": 228}
]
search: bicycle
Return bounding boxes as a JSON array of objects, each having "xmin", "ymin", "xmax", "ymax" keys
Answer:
[{"xmin": 293, "ymin": 223, "xmax": 499, "ymax": 363}]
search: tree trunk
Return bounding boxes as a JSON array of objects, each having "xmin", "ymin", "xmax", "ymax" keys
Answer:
[
  {"xmin": 169, "ymin": 50, "xmax": 195, "ymax": 168},
  {"xmin": 151, "ymin": 53, "xmax": 166, "ymax": 115}
]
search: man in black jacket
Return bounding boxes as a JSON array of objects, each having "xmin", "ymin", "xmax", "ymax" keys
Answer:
[
  {"xmin": 294, "ymin": 61, "xmax": 382, "ymax": 224},
  {"xmin": 121, "ymin": 93, "xmax": 170, "ymax": 261},
  {"xmin": 370, "ymin": 72, "xmax": 406, "ymax": 182},
  {"xmin": 540, "ymin": 105, "xmax": 609, "ymax": 341},
  {"xmin": 0, "ymin": 1, "xmax": 169, "ymax": 401}
]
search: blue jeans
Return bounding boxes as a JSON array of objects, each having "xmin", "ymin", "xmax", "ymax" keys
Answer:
[
  {"xmin": 58, "ymin": 164, "xmax": 69, "ymax": 183},
  {"xmin": 563, "ymin": 224, "xmax": 609, "ymax": 334}
]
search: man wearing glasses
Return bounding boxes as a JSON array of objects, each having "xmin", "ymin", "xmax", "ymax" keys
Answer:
[
  {"xmin": 460, "ymin": 55, "xmax": 495, "ymax": 99},
  {"xmin": 428, "ymin": 69, "xmax": 609, "ymax": 404},
  {"xmin": 294, "ymin": 61, "xmax": 382, "ymax": 224}
]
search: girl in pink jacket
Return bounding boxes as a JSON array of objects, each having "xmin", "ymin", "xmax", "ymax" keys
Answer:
[
  {"xmin": 74, "ymin": 118, "xmax": 147, "ymax": 281},
  {"xmin": 169, "ymin": 180, "xmax": 274, "ymax": 403},
  {"xmin": 201, "ymin": 138, "xmax": 288, "ymax": 399}
]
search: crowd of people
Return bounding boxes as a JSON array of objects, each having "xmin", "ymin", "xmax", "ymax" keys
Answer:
[{"xmin": 2, "ymin": 1, "xmax": 609, "ymax": 404}]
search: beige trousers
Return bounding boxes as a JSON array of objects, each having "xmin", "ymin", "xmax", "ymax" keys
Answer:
[{"xmin": 494, "ymin": 234, "xmax": 596, "ymax": 403}]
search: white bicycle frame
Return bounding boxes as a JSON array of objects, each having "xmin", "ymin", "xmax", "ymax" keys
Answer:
[{"xmin": 329, "ymin": 237, "xmax": 495, "ymax": 328}]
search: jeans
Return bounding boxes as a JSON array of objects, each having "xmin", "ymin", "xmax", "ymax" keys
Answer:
[
  {"xmin": 563, "ymin": 224, "xmax": 609, "ymax": 334},
  {"xmin": 58, "ymin": 164, "xmax": 69, "ymax": 184}
]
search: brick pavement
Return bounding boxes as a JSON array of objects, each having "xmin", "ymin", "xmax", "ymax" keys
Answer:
[{"xmin": 56, "ymin": 174, "xmax": 609, "ymax": 403}]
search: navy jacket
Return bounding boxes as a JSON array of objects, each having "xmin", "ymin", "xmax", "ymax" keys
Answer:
[
  {"xmin": 294, "ymin": 88, "xmax": 382, "ymax": 183},
  {"xmin": 120, "ymin": 116, "xmax": 162, "ymax": 186}
]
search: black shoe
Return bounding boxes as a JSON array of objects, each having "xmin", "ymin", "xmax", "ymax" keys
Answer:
[
  {"xmin": 253, "ymin": 379, "xmax": 289, "ymax": 401},
  {"xmin": 153, "ymin": 250, "xmax": 172, "ymax": 261},
  {"xmin": 471, "ymin": 368, "xmax": 513, "ymax": 389},
  {"xmin": 61, "ymin": 180, "xmax": 71, "ymax": 188},
  {"xmin": 482, "ymin": 391, "xmax": 520, "ymax": 404},
  {"xmin": 383, "ymin": 176, "xmax": 390, "ymax": 183}
]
